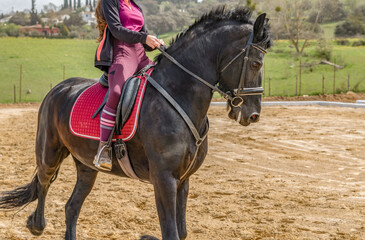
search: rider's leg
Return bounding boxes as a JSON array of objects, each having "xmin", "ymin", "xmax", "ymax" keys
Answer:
[
  {"xmin": 137, "ymin": 43, "xmax": 155, "ymax": 68},
  {"xmin": 94, "ymin": 41, "xmax": 141, "ymax": 170}
]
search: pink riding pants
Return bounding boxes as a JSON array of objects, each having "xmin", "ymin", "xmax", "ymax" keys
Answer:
[
  {"xmin": 105, "ymin": 39, "xmax": 154, "ymax": 110},
  {"xmin": 100, "ymin": 39, "xmax": 153, "ymax": 141}
]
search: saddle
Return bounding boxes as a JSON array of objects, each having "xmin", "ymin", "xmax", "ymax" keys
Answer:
[
  {"xmin": 92, "ymin": 64, "xmax": 154, "ymax": 133},
  {"xmin": 69, "ymin": 65, "xmax": 153, "ymax": 180}
]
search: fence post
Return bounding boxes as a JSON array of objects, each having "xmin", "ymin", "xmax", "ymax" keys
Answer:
[
  {"xmin": 299, "ymin": 58, "xmax": 302, "ymax": 96},
  {"xmin": 322, "ymin": 74, "xmax": 325, "ymax": 95},
  {"xmin": 295, "ymin": 75, "xmax": 298, "ymax": 96},
  {"xmin": 269, "ymin": 77, "xmax": 271, "ymax": 97},
  {"xmin": 333, "ymin": 58, "xmax": 336, "ymax": 95},
  {"xmin": 348, "ymin": 73, "xmax": 350, "ymax": 92},
  {"xmin": 19, "ymin": 64, "xmax": 22, "ymax": 103},
  {"xmin": 13, "ymin": 84, "xmax": 16, "ymax": 104},
  {"xmin": 63, "ymin": 65, "xmax": 66, "ymax": 80},
  {"xmin": 263, "ymin": 62, "xmax": 266, "ymax": 97}
]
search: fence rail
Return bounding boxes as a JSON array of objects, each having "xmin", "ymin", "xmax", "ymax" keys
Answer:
[
  {"xmin": 262, "ymin": 57, "xmax": 364, "ymax": 98},
  {"xmin": 1, "ymin": 62, "xmax": 364, "ymax": 104}
]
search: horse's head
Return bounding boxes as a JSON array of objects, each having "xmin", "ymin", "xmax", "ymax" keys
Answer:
[{"xmin": 218, "ymin": 12, "xmax": 272, "ymax": 126}]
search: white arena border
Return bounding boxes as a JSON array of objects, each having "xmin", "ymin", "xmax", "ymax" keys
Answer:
[{"xmin": 211, "ymin": 100, "xmax": 365, "ymax": 109}]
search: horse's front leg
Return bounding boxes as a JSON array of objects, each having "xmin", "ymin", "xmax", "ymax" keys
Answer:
[
  {"xmin": 152, "ymin": 171, "xmax": 179, "ymax": 240},
  {"xmin": 176, "ymin": 179, "xmax": 189, "ymax": 240}
]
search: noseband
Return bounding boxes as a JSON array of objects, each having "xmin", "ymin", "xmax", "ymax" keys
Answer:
[
  {"xmin": 220, "ymin": 32, "xmax": 267, "ymax": 107},
  {"xmin": 157, "ymin": 31, "xmax": 267, "ymax": 108}
]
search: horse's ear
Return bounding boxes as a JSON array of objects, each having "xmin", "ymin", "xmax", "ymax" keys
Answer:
[{"xmin": 253, "ymin": 13, "xmax": 266, "ymax": 43}]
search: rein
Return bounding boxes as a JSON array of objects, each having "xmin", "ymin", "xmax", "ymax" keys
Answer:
[
  {"xmin": 144, "ymin": 33, "xmax": 267, "ymax": 181},
  {"xmin": 156, "ymin": 46, "xmax": 233, "ymax": 101}
]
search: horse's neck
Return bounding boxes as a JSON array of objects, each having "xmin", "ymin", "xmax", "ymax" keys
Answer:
[{"xmin": 153, "ymin": 41, "xmax": 219, "ymax": 129}]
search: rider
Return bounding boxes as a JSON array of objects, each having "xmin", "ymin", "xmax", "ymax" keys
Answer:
[{"xmin": 94, "ymin": 0, "xmax": 164, "ymax": 171}]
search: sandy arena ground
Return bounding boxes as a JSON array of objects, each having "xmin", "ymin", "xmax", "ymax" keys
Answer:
[{"xmin": 0, "ymin": 103, "xmax": 364, "ymax": 240}]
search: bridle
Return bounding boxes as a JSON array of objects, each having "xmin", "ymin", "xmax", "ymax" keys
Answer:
[
  {"xmin": 157, "ymin": 31, "xmax": 267, "ymax": 109},
  {"xmin": 219, "ymin": 32, "xmax": 267, "ymax": 107}
]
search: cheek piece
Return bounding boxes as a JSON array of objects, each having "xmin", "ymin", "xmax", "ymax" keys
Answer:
[{"xmin": 220, "ymin": 32, "xmax": 267, "ymax": 108}]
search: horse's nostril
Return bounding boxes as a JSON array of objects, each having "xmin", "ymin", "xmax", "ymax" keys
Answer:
[{"xmin": 249, "ymin": 113, "xmax": 260, "ymax": 123}]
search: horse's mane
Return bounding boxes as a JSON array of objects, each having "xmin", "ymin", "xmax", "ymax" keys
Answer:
[{"xmin": 155, "ymin": 6, "xmax": 271, "ymax": 63}]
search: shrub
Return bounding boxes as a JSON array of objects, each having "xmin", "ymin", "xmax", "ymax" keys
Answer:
[
  {"xmin": 30, "ymin": 30, "xmax": 41, "ymax": 36},
  {"xmin": 335, "ymin": 19, "xmax": 365, "ymax": 37},
  {"xmin": 336, "ymin": 39, "xmax": 350, "ymax": 46},
  {"xmin": 314, "ymin": 38, "xmax": 332, "ymax": 60},
  {"xmin": 4, "ymin": 23, "xmax": 20, "ymax": 37},
  {"xmin": 352, "ymin": 39, "xmax": 365, "ymax": 46},
  {"xmin": 68, "ymin": 31, "xmax": 79, "ymax": 38},
  {"xmin": 0, "ymin": 32, "xmax": 8, "ymax": 38}
]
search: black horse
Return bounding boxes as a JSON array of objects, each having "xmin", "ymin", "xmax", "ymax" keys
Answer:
[{"xmin": 0, "ymin": 7, "xmax": 271, "ymax": 240}]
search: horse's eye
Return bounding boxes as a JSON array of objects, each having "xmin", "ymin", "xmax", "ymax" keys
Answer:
[{"xmin": 251, "ymin": 61, "xmax": 261, "ymax": 69}]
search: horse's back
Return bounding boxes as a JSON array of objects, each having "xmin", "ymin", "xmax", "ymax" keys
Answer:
[
  {"xmin": 42, "ymin": 78, "xmax": 96, "ymax": 107},
  {"xmin": 37, "ymin": 78, "xmax": 96, "ymax": 146}
]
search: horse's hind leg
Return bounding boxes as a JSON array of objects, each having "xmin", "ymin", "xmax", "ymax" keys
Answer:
[
  {"xmin": 27, "ymin": 137, "xmax": 69, "ymax": 236},
  {"xmin": 65, "ymin": 157, "xmax": 98, "ymax": 240}
]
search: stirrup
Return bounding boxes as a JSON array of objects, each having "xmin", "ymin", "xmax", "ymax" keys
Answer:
[{"xmin": 93, "ymin": 145, "xmax": 112, "ymax": 171}]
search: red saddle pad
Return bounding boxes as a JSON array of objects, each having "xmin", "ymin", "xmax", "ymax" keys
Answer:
[{"xmin": 69, "ymin": 73, "xmax": 149, "ymax": 142}]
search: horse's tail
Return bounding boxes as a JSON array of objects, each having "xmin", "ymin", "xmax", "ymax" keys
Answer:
[{"xmin": 0, "ymin": 174, "xmax": 39, "ymax": 209}]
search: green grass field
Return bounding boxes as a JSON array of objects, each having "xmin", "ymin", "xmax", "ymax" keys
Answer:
[
  {"xmin": 264, "ymin": 40, "xmax": 365, "ymax": 96},
  {"xmin": 0, "ymin": 37, "xmax": 364, "ymax": 103},
  {"xmin": 320, "ymin": 22, "xmax": 344, "ymax": 39}
]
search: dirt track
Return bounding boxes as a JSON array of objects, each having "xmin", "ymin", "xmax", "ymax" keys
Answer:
[{"xmin": 0, "ymin": 103, "xmax": 364, "ymax": 240}]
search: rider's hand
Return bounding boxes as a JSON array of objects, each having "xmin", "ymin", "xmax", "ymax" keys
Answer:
[{"xmin": 146, "ymin": 35, "xmax": 165, "ymax": 49}]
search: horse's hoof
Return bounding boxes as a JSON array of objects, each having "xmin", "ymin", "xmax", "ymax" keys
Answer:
[
  {"xmin": 26, "ymin": 213, "xmax": 46, "ymax": 236},
  {"xmin": 139, "ymin": 235, "xmax": 160, "ymax": 240}
]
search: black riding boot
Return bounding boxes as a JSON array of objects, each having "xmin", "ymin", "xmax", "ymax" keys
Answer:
[{"xmin": 93, "ymin": 141, "xmax": 112, "ymax": 171}]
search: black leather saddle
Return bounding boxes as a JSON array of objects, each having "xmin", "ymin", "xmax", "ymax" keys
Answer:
[{"xmin": 92, "ymin": 65, "xmax": 154, "ymax": 134}]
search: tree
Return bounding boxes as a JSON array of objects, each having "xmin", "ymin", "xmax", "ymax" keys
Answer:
[
  {"xmin": 57, "ymin": 23, "xmax": 70, "ymax": 36},
  {"xmin": 64, "ymin": 13, "xmax": 85, "ymax": 27},
  {"xmin": 63, "ymin": 0, "xmax": 68, "ymax": 9},
  {"xmin": 279, "ymin": 0, "xmax": 322, "ymax": 55},
  {"xmin": 335, "ymin": 19, "xmax": 365, "ymax": 37},
  {"xmin": 74, "ymin": 0, "xmax": 76, "ymax": 9},
  {"xmin": 308, "ymin": 0, "xmax": 346, "ymax": 23},
  {"xmin": 9, "ymin": 12, "xmax": 30, "ymax": 26},
  {"xmin": 145, "ymin": 2, "xmax": 190, "ymax": 35},
  {"xmin": 335, "ymin": 4, "xmax": 365, "ymax": 37},
  {"xmin": 69, "ymin": 0, "xmax": 72, "ymax": 9},
  {"xmin": 78, "ymin": 0, "xmax": 81, "ymax": 8},
  {"xmin": 43, "ymin": 3, "xmax": 58, "ymax": 13},
  {"xmin": 246, "ymin": 0, "xmax": 256, "ymax": 11},
  {"xmin": 139, "ymin": 0, "xmax": 159, "ymax": 15},
  {"xmin": 86, "ymin": 0, "xmax": 89, "ymax": 6},
  {"xmin": 30, "ymin": 0, "xmax": 39, "ymax": 25}
]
